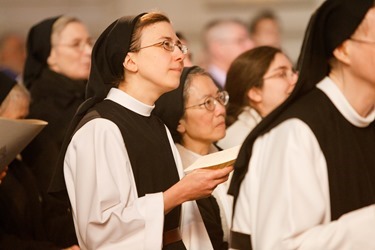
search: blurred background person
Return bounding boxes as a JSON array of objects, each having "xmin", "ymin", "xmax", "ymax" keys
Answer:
[
  {"xmin": 154, "ymin": 66, "xmax": 231, "ymax": 249},
  {"xmin": 217, "ymin": 46, "xmax": 297, "ymax": 149},
  {"xmin": 176, "ymin": 31, "xmax": 193, "ymax": 66},
  {"xmin": 20, "ymin": 15, "xmax": 92, "ymax": 247},
  {"xmin": 22, "ymin": 16, "xmax": 92, "ymax": 194},
  {"xmin": 0, "ymin": 32, "xmax": 26, "ymax": 82},
  {"xmin": 0, "ymin": 72, "xmax": 79, "ymax": 250},
  {"xmin": 249, "ymin": 9, "xmax": 282, "ymax": 48},
  {"xmin": 202, "ymin": 19, "xmax": 254, "ymax": 89}
]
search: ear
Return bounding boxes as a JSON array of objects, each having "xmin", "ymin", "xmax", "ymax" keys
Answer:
[
  {"xmin": 47, "ymin": 48, "xmax": 57, "ymax": 66},
  {"xmin": 247, "ymin": 87, "xmax": 262, "ymax": 104},
  {"xmin": 123, "ymin": 53, "xmax": 138, "ymax": 73},
  {"xmin": 176, "ymin": 119, "xmax": 186, "ymax": 134},
  {"xmin": 332, "ymin": 41, "xmax": 351, "ymax": 65}
]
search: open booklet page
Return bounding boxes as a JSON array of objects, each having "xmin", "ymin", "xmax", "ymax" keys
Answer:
[
  {"xmin": 0, "ymin": 118, "xmax": 47, "ymax": 172},
  {"xmin": 184, "ymin": 145, "xmax": 241, "ymax": 173}
]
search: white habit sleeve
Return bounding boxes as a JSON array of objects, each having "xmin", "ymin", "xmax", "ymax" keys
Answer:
[
  {"xmin": 233, "ymin": 119, "xmax": 375, "ymax": 250},
  {"xmin": 64, "ymin": 118, "xmax": 164, "ymax": 250}
]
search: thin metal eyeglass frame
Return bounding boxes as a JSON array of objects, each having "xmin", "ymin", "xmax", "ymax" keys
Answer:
[
  {"xmin": 133, "ymin": 40, "xmax": 188, "ymax": 54},
  {"xmin": 350, "ymin": 37, "xmax": 375, "ymax": 45},
  {"xmin": 55, "ymin": 39, "xmax": 93, "ymax": 51},
  {"xmin": 263, "ymin": 67, "xmax": 298, "ymax": 81},
  {"xmin": 185, "ymin": 91, "xmax": 229, "ymax": 111}
]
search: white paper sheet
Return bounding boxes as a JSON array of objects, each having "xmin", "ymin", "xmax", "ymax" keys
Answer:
[
  {"xmin": 184, "ymin": 145, "xmax": 241, "ymax": 173},
  {"xmin": 0, "ymin": 118, "xmax": 47, "ymax": 171}
]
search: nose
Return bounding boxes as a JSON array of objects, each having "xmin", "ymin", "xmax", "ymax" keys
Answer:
[
  {"xmin": 214, "ymin": 100, "xmax": 226, "ymax": 116},
  {"xmin": 290, "ymin": 71, "xmax": 298, "ymax": 86},
  {"xmin": 173, "ymin": 45, "xmax": 185, "ymax": 62},
  {"xmin": 82, "ymin": 43, "xmax": 92, "ymax": 56}
]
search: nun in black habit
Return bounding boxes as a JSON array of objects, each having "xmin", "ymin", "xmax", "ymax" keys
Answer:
[
  {"xmin": 153, "ymin": 66, "xmax": 231, "ymax": 250},
  {"xmin": 21, "ymin": 16, "xmax": 91, "ymax": 195},
  {"xmin": 229, "ymin": 0, "xmax": 375, "ymax": 249},
  {"xmin": 49, "ymin": 12, "xmax": 232, "ymax": 250}
]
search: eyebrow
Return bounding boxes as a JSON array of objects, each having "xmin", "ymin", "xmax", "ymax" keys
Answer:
[
  {"xmin": 158, "ymin": 36, "xmax": 182, "ymax": 44},
  {"xmin": 268, "ymin": 65, "xmax": 289, "ymax": 73}
]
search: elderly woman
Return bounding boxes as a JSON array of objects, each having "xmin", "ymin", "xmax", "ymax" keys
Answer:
[
  {"xmin": 22, "ymin": 16, "xmax": 92, "ymax": 193},
  {"xmin": 19, "ymin": 15, "xmax": 92, "ymax": 247},
  {"xmin": 153, "ymin": 66, "xmax": 232, "ymax": 249},
  {"xmin": 217, "ymin": 46, "xmax": 297, "ymax": 149}
]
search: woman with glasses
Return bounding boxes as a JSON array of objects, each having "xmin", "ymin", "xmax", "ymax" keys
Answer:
[
  {"xmin": 49, "ymin": 12, "xmax": 232, "ymax": 249},
  {"xmin": 154, "ymin": 66, "xmax": 232, "ymax": 249},
  {"xmin": 20, "ymin": 16, "xmax": 92, "ymax": 248},
  {"xmin": 21, "ymin": 16, "xmax": 92, "ymax": 194},
  {"xmin": 217, "ymin": 46, "xmax": 297, "ymax": 149}
]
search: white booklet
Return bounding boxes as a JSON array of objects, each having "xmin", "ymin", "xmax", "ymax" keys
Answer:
[
  {"xmin": 184, "ymin": 145, "xmax": 241, "ymax": 173},
  {"xmin": 0, "ymin": 118, "xmax": 47, "ymax": 171}
]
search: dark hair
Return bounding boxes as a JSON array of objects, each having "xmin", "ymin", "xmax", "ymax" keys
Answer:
[
  {"xmin": 225, "ymin": 46, "xmax": 281, "ymax": 126},
  {"xmin": 249, "ymin": 10, "xmax": 279, "ymax": 35}
]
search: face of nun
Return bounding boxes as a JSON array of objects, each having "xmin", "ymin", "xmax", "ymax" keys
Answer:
[
  {"xmin": 130, "ymin": 21, "xmax": 185, "ymax": 95},
  {"xmin": 248, "ymin": 52, "xmax": 297, "ymax": 117},
  {"xmin": 178, "ymin": 75, "xmax": 226, "ymax": 147},
  {"xmin": 48, "ymin": 21, "xmax": 92, "ymax": 80}
]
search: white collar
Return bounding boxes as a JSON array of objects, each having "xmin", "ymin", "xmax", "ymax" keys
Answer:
[
  {"xmin": 105, "ymin": 88, "xmax": 154, "ymax": 117},
  {"xmin": 317, "ymin": 77, "xmax": 375, "ymax": 127}
]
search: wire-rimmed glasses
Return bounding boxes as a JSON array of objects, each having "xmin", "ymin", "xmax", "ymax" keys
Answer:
[
  {"xmin": 133, "ymin": 40, "xmax": 188, "ymax": 54},
  {"xmin": 185, "ymin": 91, "xmax": 229, "ymax": 111}
]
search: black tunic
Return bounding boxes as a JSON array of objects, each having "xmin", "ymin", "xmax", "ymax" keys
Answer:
[
  {"xmin": 277, "ymin": 88, "xmax": 375, "ymax": 220},
  {"xmin": 84, "ymin": 100, "xmax": 186, "ymax": 249},
  {"xmin": 22, "ymin": 68, "xmax": 86, "ymax": 193}
]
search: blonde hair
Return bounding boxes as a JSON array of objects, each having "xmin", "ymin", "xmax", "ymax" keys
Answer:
[
  {"xmin": 129, "ymin": 12, "xmax": 170, "ymax": 52},
  {"xmin": 50, "ymin": 16, "xmax": 81, "ymax": 46}
]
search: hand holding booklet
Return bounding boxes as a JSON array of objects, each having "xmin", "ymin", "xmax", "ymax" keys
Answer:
[
  {"xmin": 0, "ymin": 117, "xmax": 47, "ymax": 172},
  {"xmin": 184, "ymin": 145, "xmax": 241, "ymax": 174}
]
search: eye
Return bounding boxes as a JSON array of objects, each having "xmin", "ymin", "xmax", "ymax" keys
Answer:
[
  {"xmin": 70, "ymin": 41, "xmax": 81, "ymax": 48},
  {"xmin": 163, "ymin": 40, "xmax": 174, "ymax": 49},
  {"xmin": 204, "ymin": 97, "xmax": 216, "ymax": 110},
  {"xmin": 278, "ymin": 70, "xmax": 288, "ymax": 79},
  {"xmin": 86, "ymin": 39, "xmax": 94, "ymax": 47}
]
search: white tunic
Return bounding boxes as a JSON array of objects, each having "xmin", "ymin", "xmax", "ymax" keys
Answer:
[
  {"xmin": 232, "ymin": 77, "xmax": 375, "ymax": 250},
  {"xmin": 64, "ymin": 88, "xmax": 212, "ymax": 250},
  {"xmin": 176, "ymin": 143, "xmax": 233, "ymax": 242},
  {"xmin": 217, "ymin": 107, "xmax": 262, "ymax": 150}
]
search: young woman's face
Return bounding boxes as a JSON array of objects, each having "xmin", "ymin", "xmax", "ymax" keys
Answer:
[
  {"xmin": 250, "ymin": 52, "xmax": 297, "ymax": 117},
  {"xmin": 178, "ymin": 75, "xmax": 226, "ymax": 145},
  {"xmin": 132, "ymin": 21, "xmax": 185, "ymax": 95},
  {"xmin": 48, "ymin": 22, "xmax": 92, "ymax": 80}
]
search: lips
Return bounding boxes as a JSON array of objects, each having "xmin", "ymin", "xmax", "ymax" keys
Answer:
[{"xmin": 216, "ymin": 120, "xmax": 226, "ymax": 128}]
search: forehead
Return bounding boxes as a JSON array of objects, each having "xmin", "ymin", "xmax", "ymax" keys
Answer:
[
  {"xmin": 354, "ymin": 7, "xmax": 375, "ymax": 37},
  {"xmin": 212, "ymin": 22, "xmax": 249, "ymax": 39},
  {"xmin": 187, "ymin": 75, "xmax": 218, "ymax": 100},
  {"xmin": 267, "ymin": 52, "xmax": 292, "ymax": 71},
  {"xmin": 58, "ymin": 22, "xmax": 89, "ymax": 40},
  {"xmin": 140, "ymin": 21, "xmax": 177, "ymax": 43}
]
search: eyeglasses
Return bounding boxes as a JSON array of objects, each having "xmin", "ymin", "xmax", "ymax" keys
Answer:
[
  {"xmin": 350, "ymin": 37, "xmax": 375, "ymax": 46},
  {"xmin": 133, "ymin": 40, "xmax": 188, "ymax": 55},
  {"xmin": 55, "ymin": 39, "xmax": 93, "ymax": 51},
  {"xmin": 263, "ymin": 67, "xmax": 298, "ymax": 82},
  {"xmin": 185, "ymin": 91, "xmax": 229, "ymax": 111}
]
